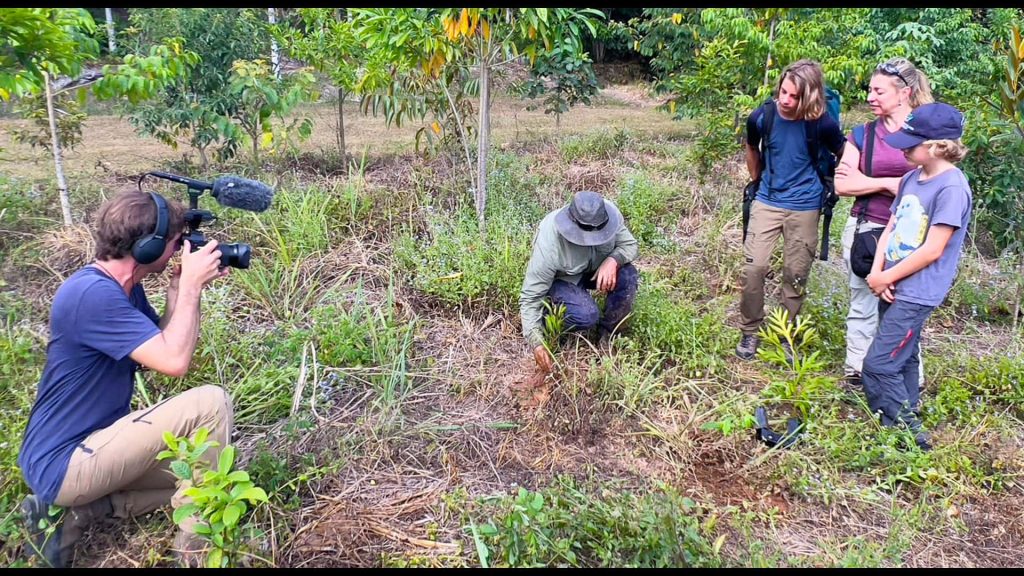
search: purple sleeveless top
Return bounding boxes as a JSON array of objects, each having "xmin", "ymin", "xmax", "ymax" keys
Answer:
[{"xmin": 846, "ymin": 120, "xmax": 917, "ymax": 225}]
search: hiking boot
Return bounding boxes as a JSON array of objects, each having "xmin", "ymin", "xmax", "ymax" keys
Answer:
[
  {"xmin": 735, "ymin": 334, "xmax": 760, "ymax": 360},
  {"xmin": 21, "ymin": 495, "xmax": 67, "ymax": 568},
  {"xmin": 597, "ymin": 328, "xmax": 614, "ymax": 352},
  {"xmin": 911, "ymin": 430, "xmax": 933, "ymax": 452},
  {"xmin": 22, "ymin": 493, "xmax": 113, "ymax": 568},
  {"xmin": 838, "ymin": 372, "xmax": 862, "ymax": 399}
]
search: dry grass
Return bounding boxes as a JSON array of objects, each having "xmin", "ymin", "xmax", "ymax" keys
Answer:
[
  {"xmin": 5, "ymin": 82, "xmax": 1024, "ymax": 568},
  {"xmin": 0, "ymin": 88, "xmax": 680, "ymax": 183}
]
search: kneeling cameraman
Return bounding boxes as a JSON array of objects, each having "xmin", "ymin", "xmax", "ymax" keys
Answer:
[{"xmin": 18, "ymin": 188, "xmax": 233, "ymax": 567}]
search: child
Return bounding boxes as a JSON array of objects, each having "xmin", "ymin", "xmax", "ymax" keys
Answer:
[{"xmin": 862, "ymin": 102, "xmax": 971, "ymax": 451}]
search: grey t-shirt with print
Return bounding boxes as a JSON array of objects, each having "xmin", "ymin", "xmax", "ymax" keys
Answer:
[{"xmin": 884, "ymin": 166, "xmax": 972, "ymax": 306}]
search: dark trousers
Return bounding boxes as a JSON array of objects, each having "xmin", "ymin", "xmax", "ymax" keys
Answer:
[
  {"xmin": 861, "ymin": 298, "xmax": 934, "ymax": 432},
  {"xmin": 547, "ymin": 263, "xmax": 639, "ymax": 335}
]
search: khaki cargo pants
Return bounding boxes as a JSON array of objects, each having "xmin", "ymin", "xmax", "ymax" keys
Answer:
[
  {"xmin": 55, "ymin": 385, "xmax": 233, "ymax": 520},
  {"xmin": 739, "ymin": 199, "xmax": 820, "ymax": 335}
]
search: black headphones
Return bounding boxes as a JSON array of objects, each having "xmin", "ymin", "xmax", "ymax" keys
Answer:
[{"xmin": 131, "ymin": 192, "xmax": 170, "ymax": 265}]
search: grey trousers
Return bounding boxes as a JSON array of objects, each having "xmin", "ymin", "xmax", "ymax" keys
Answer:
[
  {"xmin": 841, "ymin": 215, "xmax": 924, "ymax": 385},
  {"xmin": 861, "ymin": 299, "xmax": 933, "ymax": 432}
]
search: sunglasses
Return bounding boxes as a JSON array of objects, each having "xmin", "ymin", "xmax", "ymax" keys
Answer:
[{"xmin": 876, "ymin": 62, "xmax": 910, "ymax": 87}]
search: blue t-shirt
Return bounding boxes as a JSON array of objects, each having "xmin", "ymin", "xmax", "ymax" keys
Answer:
[
  {"xmin": 18, "ymin": 266, "xmax": 162, "ymax": 504},
  {"xmin": 746, "ymin": 103, "xmax": 845, "ymax": 212},
  {"xmin": 885, "ymin": 167, "xmax": 973, "ymax": 306}
]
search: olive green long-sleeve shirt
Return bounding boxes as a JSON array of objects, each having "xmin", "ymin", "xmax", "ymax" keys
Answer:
[{"xmin": 519, "ymin": 208, "xmax": 639, "ymax": 348}]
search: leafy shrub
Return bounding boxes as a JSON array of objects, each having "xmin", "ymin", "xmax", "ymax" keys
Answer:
[
  {"xmin": 928, "ymin": 356, "xmax": 1024, "ymax": 426},
  {"xmin": 471, "ymin": 476, "xmax": 721, "ymax": 568},
  {"xmin": 614, "ymin": 171, "xmax": 677, "ymax": 250},
  {"xmin": 160, "ymin": 428, "xmax": 269, "ymax": 568},
  {"xmin": 0, "ymin": 325, "xmax": 43, "ymax": 541}
]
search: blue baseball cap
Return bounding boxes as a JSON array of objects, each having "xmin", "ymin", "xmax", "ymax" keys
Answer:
[{"xmin": 883, "ymin": 102, "xmax": 965, "ymax": 150}]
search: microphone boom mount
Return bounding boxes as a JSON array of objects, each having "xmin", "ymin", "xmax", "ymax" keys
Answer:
[{"xmin": 137, "ymin": 170, "xmax": 257, "ymax": 269}]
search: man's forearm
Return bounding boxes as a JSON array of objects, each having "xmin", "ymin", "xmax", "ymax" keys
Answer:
[
  {"xmin": 610, "ymin": 228, "xmax": 639, "ymax": 266},
  {"xmin": 745, "ymin": 144, "xmax": 761, "ymax": 181},
  {"xmin": 520, "ymin": 300, "xmax": 545, "ymax": 349},
  {"xmin": 160, "ymin": 288, "xmax": 179, "ymax": 330},
  {"xmin": 838, "ymin": 175, "xmax": 901, "ymax": 198},
  {"xmin": 161, "ymin": 287, "xmax": 202, "ymax": 371}
]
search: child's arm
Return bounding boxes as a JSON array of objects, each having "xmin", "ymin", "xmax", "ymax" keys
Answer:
[
  {"xmin": 867, "ymin": 223, "xmax": 957, "ymax": 302},
  {"xmin": 867, "ymin": 214, "xmax": 897, "ymax": 302}
]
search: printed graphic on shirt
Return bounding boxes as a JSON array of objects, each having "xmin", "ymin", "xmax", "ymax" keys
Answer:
[{"xmin": 886, "ymin": 194, "xmax": 929, "ymax": 262}]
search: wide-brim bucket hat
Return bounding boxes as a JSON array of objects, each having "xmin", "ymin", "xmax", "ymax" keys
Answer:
[{"xmin": 554, "ymin": 190, "xmax": 623, "ymax": 246}]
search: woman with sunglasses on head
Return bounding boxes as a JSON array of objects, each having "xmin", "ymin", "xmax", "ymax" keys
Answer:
[{"xmin": 835, "ymin": 57, "xmax": 934, "ymax": 391}]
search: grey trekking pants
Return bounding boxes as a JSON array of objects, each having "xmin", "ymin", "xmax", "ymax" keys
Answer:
[{"xmin": 860, "ymin": 299, "xmax": 933, "ymax": 432}]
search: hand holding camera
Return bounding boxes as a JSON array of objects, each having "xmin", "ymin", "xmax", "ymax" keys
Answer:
[{"xmin": 180, "ymin": 238, "xmax": 230, "ymax": 292}]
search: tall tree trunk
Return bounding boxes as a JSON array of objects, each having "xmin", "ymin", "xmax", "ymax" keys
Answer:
[
  {"xmin": 104, "ymin": 8, "xmax": 117, "ymax": 54},
  {"xmin": 44, "ymin": 72, "xmax": 73, "ymax": 226},
  {"xmin": 337, "ymin": 87, "xmax": 347, "ymax": 167},
  {"xmin": 1015, "ymin": 252, "xmax": 1023, "ymax": 331},
  {"xmin": 268, "ymin": 8, "xmax": 280, "ymax": 79},
  {"xmin": 252, "ymin": 130, "xmax": 260, "ymax": 164},
  {"xmin": 476, "ymin": 59, "xmax": 490, "ymax": 233},
  {"xmin": 763, "ymin": 17, "xmax": 776, "ymax": 89}
]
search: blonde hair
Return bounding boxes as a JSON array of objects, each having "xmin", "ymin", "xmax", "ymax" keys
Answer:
[
  {"xmin": 923, "ymin": 139, "xmax": 968, "ymax": 163},
  {"xmin": 776, "ymin": 59, "xmax": 826, "ymax": 121},
  {"xmin": 873, "ymin": 57, "xmax": 934, "ymax": 108}
]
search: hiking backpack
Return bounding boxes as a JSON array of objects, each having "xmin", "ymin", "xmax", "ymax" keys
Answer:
[{"xmin": 743, "ymin": 85, "xmax": 843, "ymax": 261}]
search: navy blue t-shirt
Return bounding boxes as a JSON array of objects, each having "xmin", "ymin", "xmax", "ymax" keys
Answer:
[
  {"xmin": 18, "ymin": 266, "xmax": 162, "ymax": 504},
  {"xmin": 746, "ymin": 102, "xmax": 845, "ymax": 211}
]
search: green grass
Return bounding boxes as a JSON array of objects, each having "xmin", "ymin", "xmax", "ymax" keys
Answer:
[
  {"xmin": 3, "ymin": 121, "xmax": 1024, "ymax": 568},
  {"xmin": 624, "ymin": 281, "xmax": 732, "ymax": 379},
  {"xmin": 466, "ymin": 475, "xmax": 722, "ymax": 568},
  {"xmin": 559, "ymin": 128, "xmax": 630, "ymax": 163},
  {"xmin": 613, "ymin": 171, "xmax": 681, "ymax": 252}
]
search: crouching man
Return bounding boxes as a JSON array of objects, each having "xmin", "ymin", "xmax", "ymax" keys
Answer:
[
  {"xmin": 17, "ymin": 189, "xmax": 233, "ymax": 567},
  {"xmin": 519, "ymin": 190, "xmax": 640, "ymax": 372}
]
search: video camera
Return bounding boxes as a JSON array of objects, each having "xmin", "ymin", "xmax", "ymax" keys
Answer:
[{"xmin": 138, "ymin": 171, "xmax": 274, "ymax": 269}]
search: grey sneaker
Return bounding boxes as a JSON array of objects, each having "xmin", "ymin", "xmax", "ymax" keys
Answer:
[
  {"xmin": 735, "ymin": 334, "xmax": 760, "ymax": 360},
  {"xmin": 21, "ymin": 495, "xmax": 66, "ymax": 568},
  {"xmin": 840, "ymin": 371, "xmax": 862, "ymax": 393},
  {"xmin": 914, "ymin": 430, "xmax": 933, "ymax": 452}
]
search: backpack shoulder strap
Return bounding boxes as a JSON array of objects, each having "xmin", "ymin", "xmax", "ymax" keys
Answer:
[
  {"xmin": 855, "ymin": 120, "xmax": 879, "ymax": 221},
  {"xmin": 759, "ymin": 99, "xmax": 775, "ymax": 153},
  {"xmin": 759, "ymin": 99, "xmax": 776, "ymax": 182},
  {"xmin": 852, "ymin": 124, "xmax": 865, "ymax": 151},
  {"xmin": 863, "ymin": 120, "xmax": 877, "ymax": 177}
]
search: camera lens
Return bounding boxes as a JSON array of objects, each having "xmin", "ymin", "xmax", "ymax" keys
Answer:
[{"xmin": 219, "ymin": 243, "xmax": 252, "ymax": 269}]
